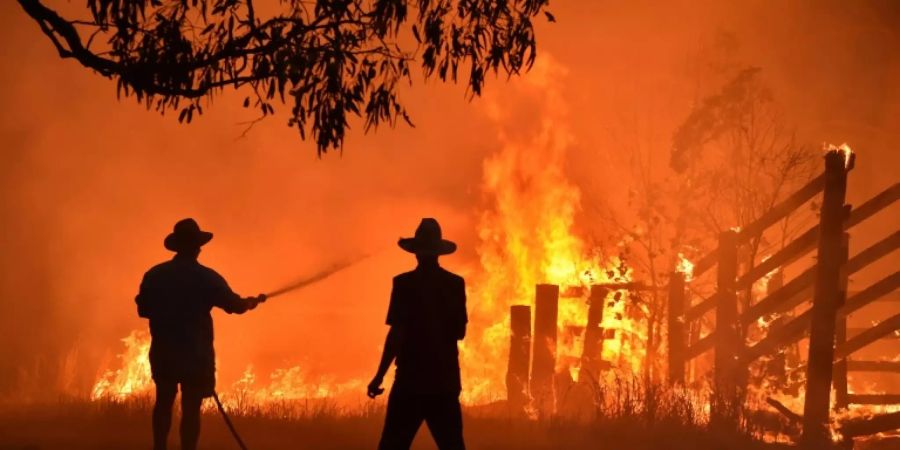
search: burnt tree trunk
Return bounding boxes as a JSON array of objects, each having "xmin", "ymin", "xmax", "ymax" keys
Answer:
[
  {"xmin": 507, "ymin": 305, "xmax": 532, "ymax": 413},
  {"xmin": 531, "ymin": 284, "xmax": 559, "ymax": 417},
  {"xmin": 801, "ymin": 150, "xmax": 850, "ymax": 447}
]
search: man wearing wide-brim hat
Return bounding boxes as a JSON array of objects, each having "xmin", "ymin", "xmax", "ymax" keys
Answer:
[
  {"xmin": 136, "ymin": 218, "xmax": 266, "ymax": 450},
  {"xmin": 368, "ymin": 218, "xmax": 468, "ymax": 450}
]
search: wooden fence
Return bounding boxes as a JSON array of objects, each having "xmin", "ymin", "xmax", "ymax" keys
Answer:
[
  {"xmin": 666, "ymin": 150, "xmax": 900, "ymax": 445},
  {"xmin": 501, "ymin": 150, "xmax": 899, "ymax": 445}
]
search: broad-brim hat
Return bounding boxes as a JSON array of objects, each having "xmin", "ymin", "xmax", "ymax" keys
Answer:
[
  {"xmin": 164, "ymin": 218, "xmax": 213, "ymax": 252},
  {"xmin": 398, "ymin": 218, "xmax": 456, "ymax": 255}
]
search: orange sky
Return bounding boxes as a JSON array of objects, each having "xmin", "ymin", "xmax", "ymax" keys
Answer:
[{"xmin": 0, "ymin": 0, "xmax": 898, "ymax": 398}]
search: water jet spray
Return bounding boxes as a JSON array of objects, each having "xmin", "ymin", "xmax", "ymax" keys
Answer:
[{"xmin": 264, "ymin": 253, "xmax": 375, "ymax": 300}]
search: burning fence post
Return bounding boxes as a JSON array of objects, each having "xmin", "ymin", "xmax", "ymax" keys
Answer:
[
  {"xmin": 507, "ymin": 305, "xmax": 532, "ymax": 413},
  {"xmin": 531, "ymin": 284, "xmax": 559, "ymax": 416},
  {"xmin": 667, "ymin": 272, "xmax": 686, "ymax": 385},
  {"xmin": 833, "ymin": 232, "xmax": 851, "ymax": 411},
  {"xmin": 712, "ymin": 229, "xmax": 740, "ymax": 431},
  {"xmin": 764, "ymin": 270, "xmax": 789, "ymax": 389},
  {"xmin": 802, "ymin": 150, "xmax": 850, "ymax": 447},
  {"xmin": 580, "ymin": 286, "xmax": 610, "ymax": 382}
]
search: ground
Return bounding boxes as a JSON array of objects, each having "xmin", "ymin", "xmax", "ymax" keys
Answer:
[
  {"xmin": 0, "ymin": 398, "xmax": 795, "ymax": 450},
  {"xmin": 3, "ymin": 398, "xmax": 898, "ymax": 450}
]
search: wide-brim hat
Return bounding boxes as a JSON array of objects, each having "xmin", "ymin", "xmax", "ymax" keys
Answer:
[
  {"xmin": 398, "ymin": 218, "xmax": 456, "ymax": 255},
  {"xmin": 164, "ymin": 218, "xmax": 213, "ymax": 252}
]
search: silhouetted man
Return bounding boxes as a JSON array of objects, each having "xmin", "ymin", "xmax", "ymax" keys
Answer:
[
  {"xmin": 368, "ymin": 218, "xmax": 468, "ymax": 450},
  {"xmin": 136, "ymin": 218, "xmax": 266, "ymax": 450}
]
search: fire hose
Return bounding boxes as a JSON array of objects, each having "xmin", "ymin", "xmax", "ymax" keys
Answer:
[
  {"xmin": 211, "ymin": 253, "xmax": 372, "ymax": 450},
  {"xmin": 212, "ymin": 391, "xmax": 250, "ymax": 450}
]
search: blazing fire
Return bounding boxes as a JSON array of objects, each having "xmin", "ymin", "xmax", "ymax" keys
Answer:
[
  {"xmin": 92, "ymin": 57, "xmax": 643, "ymax": 410},
  {"xmin": 84, "ymin": 59, "xmax": 897, "ymax": 448},
  {"xmin": 92, "ymin": 330, "xmax": 152, "ymax": 400},
  {"xmin": 460, "ymin": 56, "xmax": 639, "ymax": 403},
  {"xmin": 93, "ymin": 333, "xmax": 366, "ymax": 407}
]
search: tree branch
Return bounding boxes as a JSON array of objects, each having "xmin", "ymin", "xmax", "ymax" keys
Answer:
[{"xmin": 18, "ymin": 0, "xmax": 119, "ymax": 76}]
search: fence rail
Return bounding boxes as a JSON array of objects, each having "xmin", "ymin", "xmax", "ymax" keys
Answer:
[{"xmin": 664, "ymin": 150, "xmax": 900, "ymax": 445}]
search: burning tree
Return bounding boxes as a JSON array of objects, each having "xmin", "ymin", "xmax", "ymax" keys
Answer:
[
  {"xmin": 671, "ymin": 66, "xmax": 819, "ymax": 391},
  {"xmin": 595, "ymin": 33, "xmax": 819, "ymax": 388},
  {"xmin": 18, "ymin": 0, "xmax": 553, "ymax": 153},
  {"xmin": 668, "ymin": 33, "xmax": 818, "ymax": 272}
]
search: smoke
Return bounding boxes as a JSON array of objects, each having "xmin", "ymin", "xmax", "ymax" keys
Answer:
[{"xmin": 0, "ymin": 0, "xmax": 898, "ymax": 398}]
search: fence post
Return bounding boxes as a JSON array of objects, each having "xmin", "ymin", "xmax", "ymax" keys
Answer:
[
  {"xmin": 802, "ymin": 150, "xmax": 850, "ymax": 446},
  {"xmin": 580, "ymin": 286, "xmax": 609, "ymax": 382},
  {"xmin": 531, "ymin": 284, "xmax": 559, "ymax": 417},
  {"xmin": 668, "ymin": 272, "xmax": 686, "ymax": 385},
  {"xmin": 712, "ymin": 229, "xmax": 740, "ymax": 431},
  {"xmin": 833, "ymin": 232, "xmax": 851, "ymax": 411},
  {"xmin": 507, "ymin": 305, "xmax": 532, "ymax": 414}
]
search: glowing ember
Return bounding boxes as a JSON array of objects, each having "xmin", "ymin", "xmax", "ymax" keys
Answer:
[
  {"xmin": 751, "ymin": 255, "xmax": 778, "ymax": 301},
  {"xmin": 824, "ymin": 142, "xmax": 854, "ymax": 167},
  {"xmin": 676, "ymin": 253, "xmax": 694, "ymax": 282}
]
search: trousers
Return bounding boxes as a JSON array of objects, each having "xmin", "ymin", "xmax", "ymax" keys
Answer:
[{"xmin": 377, "ymin": 388, "xmax": 465, "ymax": 450}]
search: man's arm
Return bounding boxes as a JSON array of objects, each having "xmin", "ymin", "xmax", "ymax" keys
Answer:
[
  {"xmin": 135, "ymin": 272, "xmax": 153, "ymax": 319},
  {"xmin": 217, "ymin": 294, "xmax": 264, "ymax": 314},
  {"xmin": 368, "ymin": 326, "xmax": 401, "ymax": 398},
  {"xmin": 455, "ymin": 277, "xmax": 468, "ymax": 340},
  {"xmin": 368, "ymin": 277, "xmax": 403, "ymax": 398},
  {"xmin": 208, "ymin": 270, "xmax": 265, "ymax": 314}
]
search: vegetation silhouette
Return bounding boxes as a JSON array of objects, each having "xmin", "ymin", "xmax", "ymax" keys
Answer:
[{"xmin": 17, "ymin": 0, "xmax": 553, "ymax": 154}]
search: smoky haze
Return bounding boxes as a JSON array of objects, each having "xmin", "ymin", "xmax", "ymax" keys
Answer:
[{"xmin": 0, "ymin": 0, "xmax": 897, "ymax": 398}]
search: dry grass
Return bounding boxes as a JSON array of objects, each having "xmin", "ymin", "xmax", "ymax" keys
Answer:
[
  {"xmin": 4, "ymin": 377, "xmax": 896, "ymax": 450},
  {"xmin": 0, "ymin": 391, "xmax": 786, "ymax": 450}
]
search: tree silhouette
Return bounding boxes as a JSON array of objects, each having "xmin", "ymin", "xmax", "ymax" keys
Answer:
[{"xmin": 18, "ymin": 0, "xmax": 552, "ymax": 154}]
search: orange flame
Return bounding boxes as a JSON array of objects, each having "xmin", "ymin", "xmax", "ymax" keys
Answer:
[
  {"xmin": 91, "ymin": 330, "xmax": 153, "ymax": 400},
  {"xmin": 824, "ymin": 142, "xmax": 853, "ymax": 167},
  {"xmin": 92, "ymin": 57, "xmax": 642, "ymax": 410},
  {"xmin": 92, "ymin": 332, "xmax": 366, "ymax": 407},
  {"xmin": 460, "ymin": 56, "xmax": 639, "ymax": 404},
  {"xmin": 676, "ymin": 253, "xmax": 694, "ymax": 282}
]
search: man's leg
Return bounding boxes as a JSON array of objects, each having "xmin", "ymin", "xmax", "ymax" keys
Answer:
[
  {"xmin": 180, "ymin": 384, "xmax": 204, "ymax": 450},
  {"xmin": 378, "ymin": 389, "xmax": 424, "ymax": 450},
  {"xmin": 152, "ymin": 381, "xmax": 178, "ymax": 450},
  {"xmin": 424, "ymin": 394, "xmax": 465, "ymax": 450}
]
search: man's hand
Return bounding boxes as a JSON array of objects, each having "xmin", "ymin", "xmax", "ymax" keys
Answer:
[
  {"xmin": 246, "ymin": 294, "xmax": 267, "ymax": 310},
  {"xmin": 367, "ymin": 375, "xmax": 385, "ymax": 399}
]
